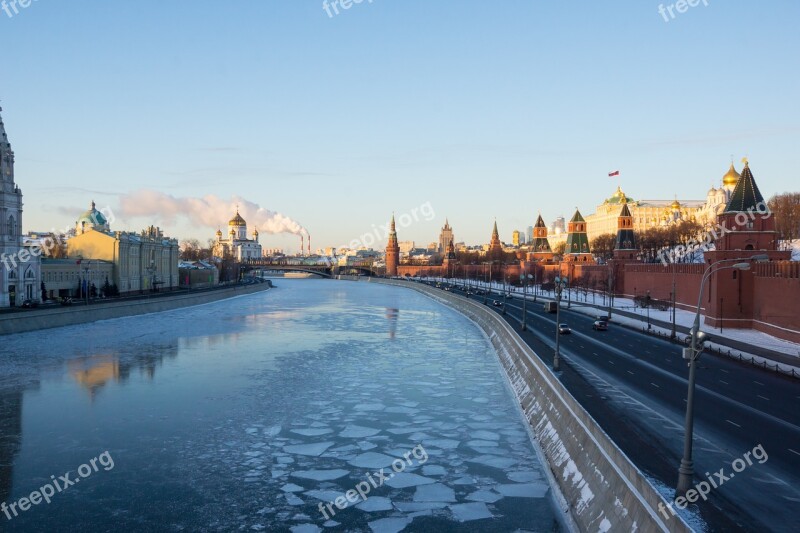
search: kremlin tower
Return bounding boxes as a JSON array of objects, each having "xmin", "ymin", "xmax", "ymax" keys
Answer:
[
  {"xmin": 530, "ymin": 214, "xmax": 554, "ymax": 262},
  {"xmin": 564, "ymin": 209, "xmax": 593, "ymax": 263},
  {"xmin": 385, "ymin": 214, "xmax": 400, "ymax": 277},
  {"xmin": 488, "ymin": 220, "xmax": 504, "ymax": 260},
  {"xmin": 613, "ymin": 200, "xmax": 638, "ymax": 262}
]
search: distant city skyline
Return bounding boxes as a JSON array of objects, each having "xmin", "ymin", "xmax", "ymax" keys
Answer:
[{"xmin": 1, "ymin": 1, "xmax": 798, "ymax": 252}]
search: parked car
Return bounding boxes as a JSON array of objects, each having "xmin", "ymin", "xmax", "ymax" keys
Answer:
[
  {"xmin": 593, "ymin": 320, "xmax": 608, "ymax": 331},
  {"xmin": 21, "ymin": 299, "xmax": 39, "ymax": 308},
  {"xmin": 60, "ymin": 297, "xmax": 73, "ymax": 306},
  {"xmin": 558, "ymin": 323, "xmax": 571, "ymax": 334}
]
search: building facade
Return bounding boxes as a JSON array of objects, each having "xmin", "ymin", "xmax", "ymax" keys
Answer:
[
  {"xmin": 585, "ymin": 165, "xmax": 740, "ymax": 242},
  {"xmin": 213, "ymin": 210, "xmax": 262, "ymax": 260},
  {"xmin": 68, "ymin": 204, "xmax": 179, "ymax": 294},
  {"xmin": 0, "ymin": 106, "xmax": 41, "ymax": 307},
  {"xmin": 41, "ymin": 259, "xmax": 114, "ymax": 299}
]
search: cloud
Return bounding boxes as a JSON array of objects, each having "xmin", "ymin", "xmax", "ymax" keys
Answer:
[{"xmin": 118, "ymin": 190, "xmax": 308, "ymax": 236}]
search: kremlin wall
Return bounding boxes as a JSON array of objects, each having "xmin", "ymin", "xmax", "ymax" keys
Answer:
[{"xmin": 387, "ymin": 161, "xmax": 800, "ymax": 344}]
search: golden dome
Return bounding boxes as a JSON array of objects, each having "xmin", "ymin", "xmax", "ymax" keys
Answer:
[
  {"xmin": 722, "ymin": 163, "xmax": 741, "ymax": 187},
  {"xmin": 228, "ymin": 211, "xmax": 246, "ymax": 226},
  {"xmin": 671, "ymin": 199, "xmax": 681, "ymax": 210}
]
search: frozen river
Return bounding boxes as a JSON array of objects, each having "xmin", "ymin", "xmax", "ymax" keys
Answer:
[{"xmin": 0, "ymin": 280, "xmax": 562, "ymax": 532}]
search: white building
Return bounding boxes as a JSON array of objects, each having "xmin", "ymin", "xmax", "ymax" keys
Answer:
[
  {"xmin": 212, "ymin": 210, "xmax": 262, "ymax": 261},
  {"xmin": 0, "ymin": 106, "xmax": 41, "ymax": 306}
]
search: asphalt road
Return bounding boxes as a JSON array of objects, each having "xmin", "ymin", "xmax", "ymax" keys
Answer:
[{"xmin": 422, "ymin": 281, "xmax": 800, "ymax": 532}]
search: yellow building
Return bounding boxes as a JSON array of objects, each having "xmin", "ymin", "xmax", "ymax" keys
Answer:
[
  {"xmin": 67, "ymin": 202, "xmax": 179, "ymax": 294},
  {"xmin": 585, "ymin": 164, "xmax": 739, "ymax": 242}
]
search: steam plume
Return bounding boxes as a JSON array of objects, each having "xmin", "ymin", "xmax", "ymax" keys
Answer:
[{"xmin": 119, "ymin": 190, "xmax": 308, "ymax": 236}]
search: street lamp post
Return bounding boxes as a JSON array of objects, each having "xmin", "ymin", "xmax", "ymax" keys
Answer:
[
  {"xmin": 676, "ymin": 255, "xmax": 768, "ymax": 496},
  {"xmin": 671, "ymin": 261, "xmax": 678, "ymax": 340},
  {"xmin": 502, "ymin": 267, "xmax": 508, "ymax": 315},
  {"xmin": 522, "ymin": 273, "xmax": 533, "ymax": 331},
  {"xmin": 646, "ymin": 290, "xmax": 652, "ymax": 330},
  {"xmin": 553, "ymin": 274, "xmax": 568, "ymax": 371}
]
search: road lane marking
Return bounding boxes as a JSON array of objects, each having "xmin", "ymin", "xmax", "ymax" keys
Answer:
[
  {"xmin": 608, "ymin": 361, "xmax": 615, "ymax": 365},
  {"xmin": 651, "ymin": 383, "xmax": 660, "ymax": 388},
  {"xmin": 726, "ymin": 420, "xmax": 741, "ymax": 428},
  {"xmin": 754, "ymin": 381, "xmax": 764, "ymax": 386},
  {"xmin": 789, "ymin": 449, "xmax": 800, "ymax": 457},
  {"xmin": 627, "ymin": 370, "xmax": 634, "ymax": 375},
  {"xmin": 719, "ymin": 380, "xmax": 729, "ymax": 385},
  {"xmin": 720, "ymin": 369, "xmax": 729, "ymax": 374},
  {"xmin": 757, "ymin": 395, "xmax": 770, "ymax": 401}
]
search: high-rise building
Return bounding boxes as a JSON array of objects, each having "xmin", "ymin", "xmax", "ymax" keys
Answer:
[
  {"xmin": 526, "ymin": 225, "xmax": 534, "ymax": 243},
  {"xmin": 438, "ymin": 219, "xmax": 454, "ymax": 253},
  {"xmin": 512, "ymin": 230, "xmax": 521, "ymax": 247},
  {"xmin": 0, "ymin": 106, "xmax": 41, "ymax": 306}
]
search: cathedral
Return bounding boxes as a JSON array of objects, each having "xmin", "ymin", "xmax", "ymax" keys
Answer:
[
  {"xmin": 0, "ymin": 106, "xmax": 41, "ymax": 307},
  {"xmin": 213, "ymin": 210, "xmax": 262, "ymax": 260}
]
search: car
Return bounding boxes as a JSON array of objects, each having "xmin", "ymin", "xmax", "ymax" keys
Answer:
[
  {"xmin": 593, "ymin": 320, "xmax": 608, "ymax": 331},
  {"xmin": 21, "ymin": 299, "xmax": 39, "ymax": 308},
  {"xmin": 493, "ymin": 301, "xmax": 502, "ymax": 307},
  {"xmin": 558, "ymin": 323, "xmax": 571, "ymax": 334}
]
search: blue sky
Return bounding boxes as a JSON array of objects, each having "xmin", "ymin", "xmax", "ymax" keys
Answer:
[{"xmin": 1, "ymin": 0, "xmax": 798, "ymax": 252}]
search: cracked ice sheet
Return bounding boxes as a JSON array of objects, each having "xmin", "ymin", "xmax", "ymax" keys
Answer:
[
  {"xmin": 385, "ymin": 473, "xmax": 436, "ymax": 489},
  {"xmin": 348, "ymin": 452, "xmax": 396, "ymax": 469},
  {"xmin": 449, "ymin": 502, "xmax": 493, "ymax": 522},
  {"xmin": 368, "ymin": 517, "xmax": 412, "ymax": 533},
  {"xmin": 339, "ymin": 425, "xmax": 381, "ymax": 438},
  {"xmin": 284, "ymin": 442, "xmax": 335, "ymax": 456},
  {"xmin": 292, "ymin": 469, "xmax": 349, "ymax": 481}
]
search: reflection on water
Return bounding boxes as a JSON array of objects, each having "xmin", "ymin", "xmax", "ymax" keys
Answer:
[
  {"xmin": 386, "ymin": 307, "xmax": 399, "ymax": 339},
  {"xmin": 0, "ymin": 280, "xmax": 561, "ymax": 532}
]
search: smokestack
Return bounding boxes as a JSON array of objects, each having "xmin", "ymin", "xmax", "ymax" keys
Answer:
[{"xmin": 300, "ymin": 235, "xmax": 304, "ymax": 257}]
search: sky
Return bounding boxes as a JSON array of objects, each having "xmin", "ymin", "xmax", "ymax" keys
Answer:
[{"xmin": 1, "ymin": 0, "xmax": 798, "ymax": 253}]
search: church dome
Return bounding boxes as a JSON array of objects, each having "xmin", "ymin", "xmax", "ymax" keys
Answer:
[
  {"xmin": 722, "ymin": 163, "xmax": 741, "ymax": 187},
  {"xmin": 671, "ymin": 199, "xmax": 681, "ymax": 210},
  {"xmin": 228, "ymin": 211, "xmax": 246, "ymax": 226},
  {"xmin": 77, "ymin": 201, "xmax": 108, "ymax": 228}
]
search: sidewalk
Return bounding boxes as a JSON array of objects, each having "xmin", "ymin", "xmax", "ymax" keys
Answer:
[{"xmin": 425, "ymin": 277, "xmax": 800, "ymax": 377}]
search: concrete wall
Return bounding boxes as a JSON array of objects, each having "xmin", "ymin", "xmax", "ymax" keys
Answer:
[
  {"xmin": 0, "ymin": 284, "xmax": 269, "ymax": 336},
  {"xmin": 374, "ymin": 279, "xmax": 691, "ymax": 533}
]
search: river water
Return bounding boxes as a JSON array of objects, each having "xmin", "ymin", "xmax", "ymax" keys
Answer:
[{"xmin": 0, "ymin": 280, "xmax": 562, "ymax": 532}]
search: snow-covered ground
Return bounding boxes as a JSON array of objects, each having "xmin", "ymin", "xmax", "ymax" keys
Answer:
[
  {"xmin": 0, "ymin": 279, "xmax": 562, "ymax": 532},
  {"xmin": 789, "ymin": 239, "xmax": 800, "ymax": 261}
]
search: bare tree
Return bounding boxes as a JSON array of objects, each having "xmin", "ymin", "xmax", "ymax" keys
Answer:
[{"xmin": 768, "ymin": 192, "xmax": 800, "ymax": 242}]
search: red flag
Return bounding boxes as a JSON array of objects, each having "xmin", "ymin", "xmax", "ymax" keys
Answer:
[
  {"xmin": 608, "ymin": 170, "xmax": 620, "ymax": 177},
  {"xmin": 76, "ymin": 259, "xmax": 82, "ymax": 265}
]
